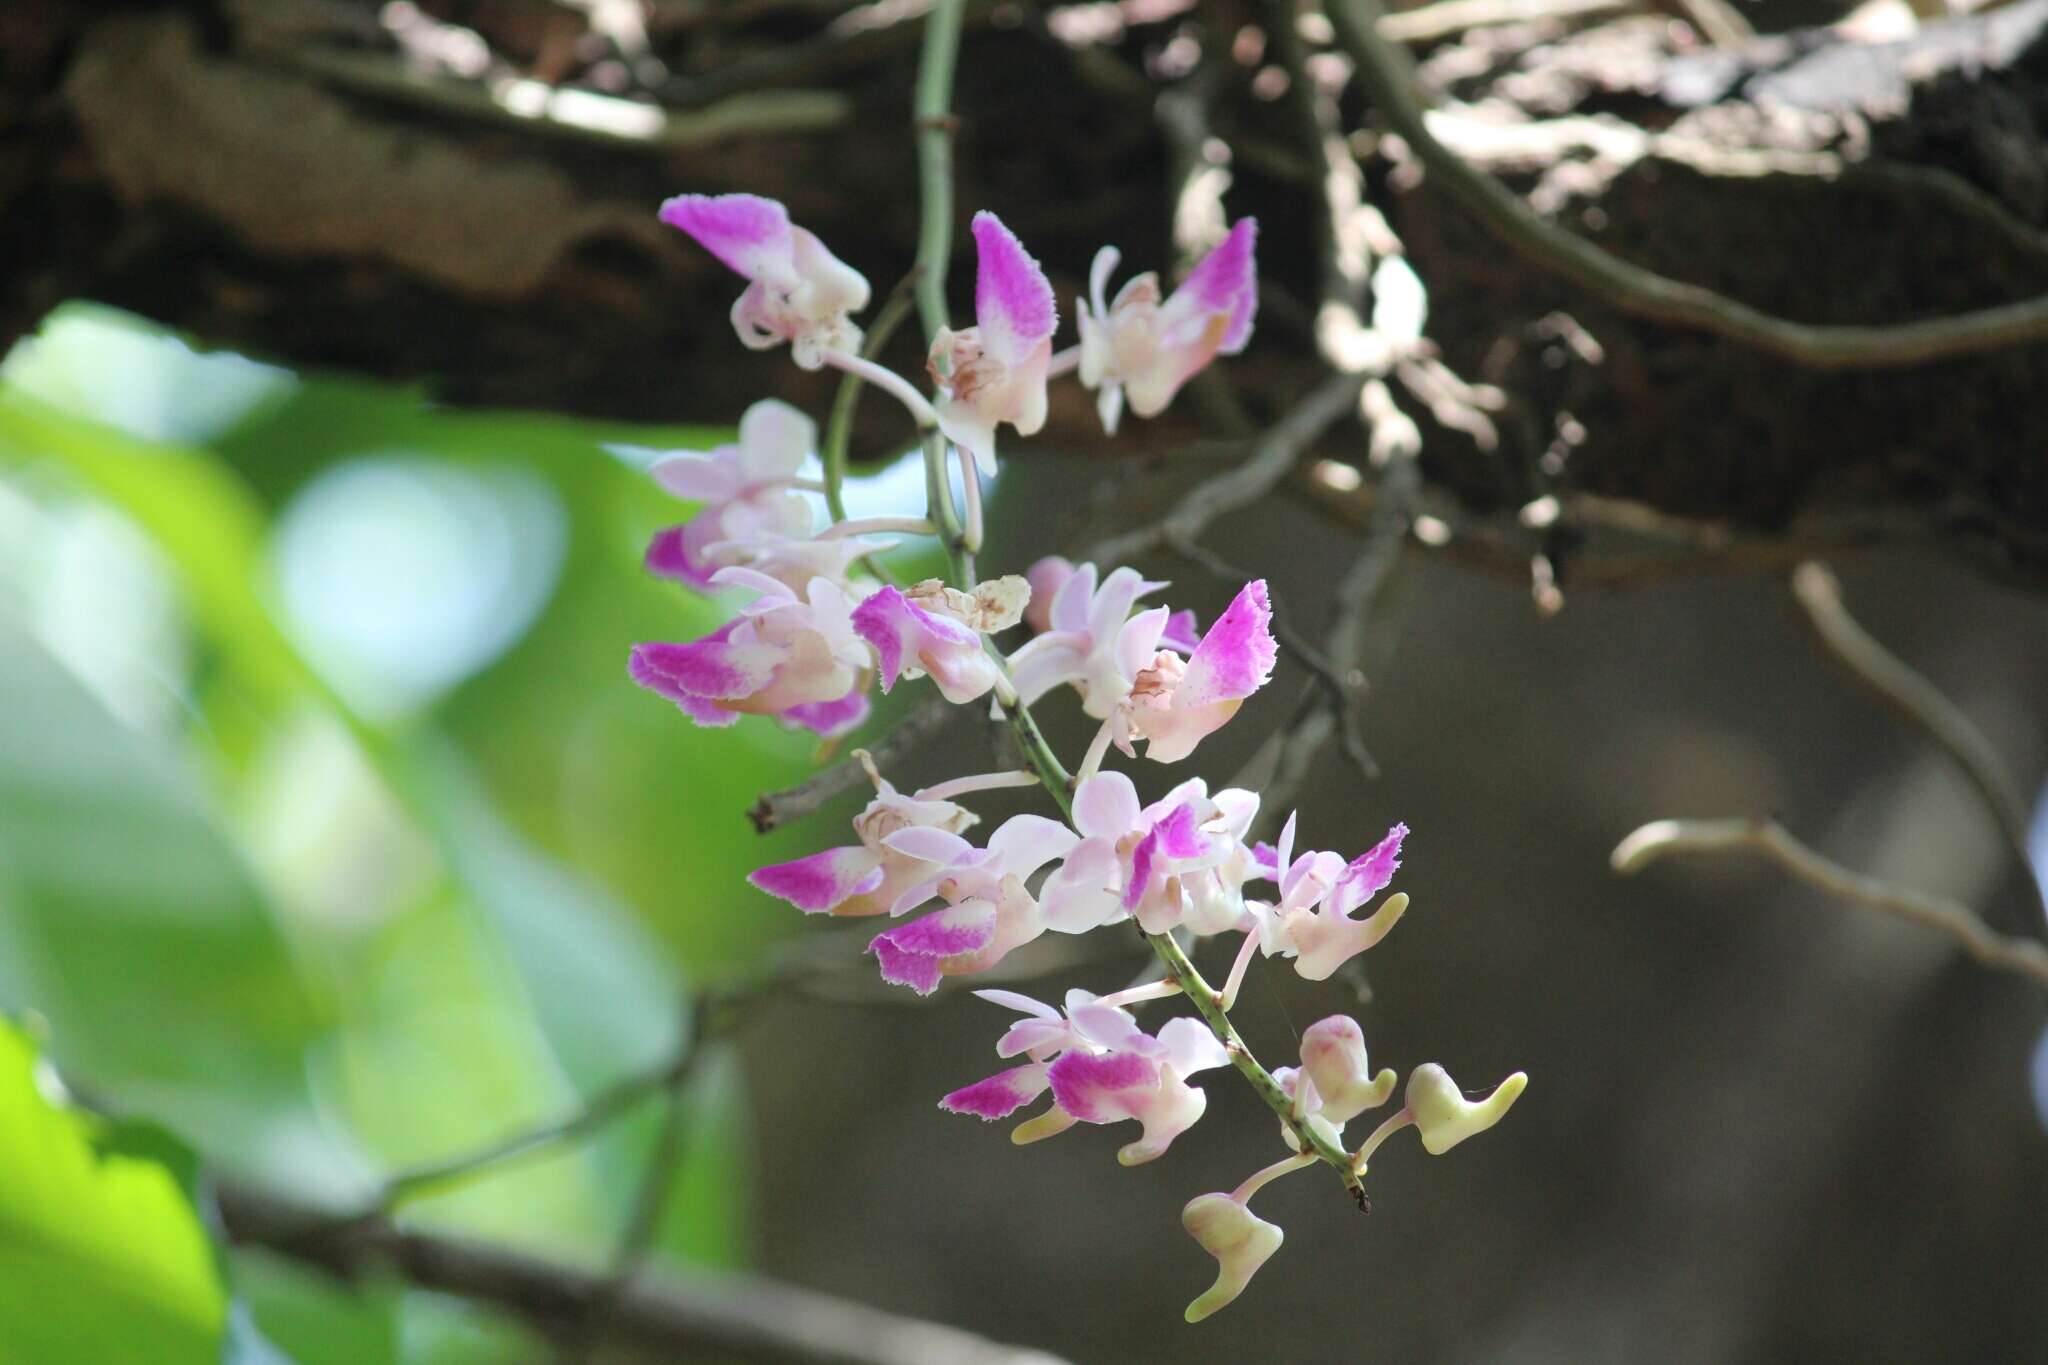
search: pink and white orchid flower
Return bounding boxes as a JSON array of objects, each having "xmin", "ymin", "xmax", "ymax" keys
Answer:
[
  {"xmin": 1117, "ymin": 579, "xmax": 1278, "ymax": 763},
  {"xmin": 1251, "ymin": 818, "xmax": 1411, "ymax": 980},
  {"xmin": 1039, "ymin": 773, "xmax": 1261, "ymax": 936},
  {"xmin": 866, "ymin": 814, "xmax": 1078, "ymax": 994},
  {"xmin": 661, "ymin": 192, "xmax": 871, "ymax": 368},
  {"xmin": 928, "ymin": 213, "xmax": 1057, "ymax": 475},
  {"xmin": 749, "ymin": 756, "xmax": 978, "ymax": 917},
  {"xmin": 940, "ymin": 989, "xmax": 1229, "ymax": 1164},
  {"xmin": 1077, "ymin": 219, "xmax": 1258, "ymax": 435},
  {"xmin": 1007, "ymin": 562, "xmax": 1197, "ymax": 716},
  {"xmin": 628, "ymin": 568, "xmax": 870, "ymax": 737},
  {"xmin": 643, "ymin": 398, "xmax": 816, "ymax": 593},
  {"xmin": 850, "ymin": 576, "xmax": 1027, "ymax": 706}
]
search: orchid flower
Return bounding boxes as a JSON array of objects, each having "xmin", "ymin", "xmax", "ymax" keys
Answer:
[
  {"xmin": 661, "ymin": 193, "xmax": 871, "ymax": 368},
  {"xmin": 940, "ymin": 989, "xmax": 1229, "ymax": 1164},
  {"xmin": 850, "ymin": 576, "xmax": 1027, "ymax": 706},
  {"xmin": 1077, "ymin": 219, "xmax": 1258, "ymax": 435},
  {"xmin": 1181, "ymin": 1193, "xmax": 1284, "ymax": 1323},
  {"xmin": 749, "ymin": 756, "xmax": 978, "ymax": 917},
  {"xmin": 643, "ymin": 399, "xmax": 818, "ymax": 593},
  {"xmin": 1117, "ymin": 579, "xmax": 1278, "ymax": 763},
  {"xmin": 1039, "ymin": 773, "xmax": 1260, "ymax": 936},
  {"xmin": 628, "ymin": 568, "xmax": 870, "ymax": 737},
  {"xmin": 928, "ymin": 213, "xmax": 1057, "ymax": 475},
  {"xmin": 1405, "ymin": 1064, "xmax": 1529, "ymax": 1155},
  {"xmin": 1007, "ymin": 562, "xmax": 1197, "ymax": 716},
  {"xmin": 1255, "ymin": 821, "xmax": 1410, "ymax": 980},
  {"xmin": 866, "ymin": 814, "xmax": 1078, "ymax": 993}
]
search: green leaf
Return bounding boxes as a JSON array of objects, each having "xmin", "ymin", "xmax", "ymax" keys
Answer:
[
  {"xmin": 0, "ymin": 1019, "xmax": 227, "ymax": 1364},
  {"xmin": 0, "ymin": 624, "xmax": 327, "ymax": 1154}
]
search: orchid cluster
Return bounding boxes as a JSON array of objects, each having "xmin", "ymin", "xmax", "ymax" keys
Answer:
[{"xmin": 631, "ymin": 191, "xmax": 1524, "ymax": 1321}]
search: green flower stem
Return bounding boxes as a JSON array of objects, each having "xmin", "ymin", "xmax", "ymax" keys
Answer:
[
  {"xmin": 913, "ymin": 0, "xmax": 965, "ymax": 340},
  {"xmin": 1149, "ymin": 931, "xmax": 1367, "ymax": 1203},
  {"xmin": 821, "ymin": 287, "xmax": 920, "ymax": 525}
]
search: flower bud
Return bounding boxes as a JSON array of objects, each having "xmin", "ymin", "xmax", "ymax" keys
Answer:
[
  {"xmin": 1181, "ymin": 1193, "xmax": 1283, "ymax": 1323},
  {"xmin": 1299, "ymin": 1015, "xmax": 1397, "ymax": 1124},
  {"xmin": 1406, "ymin": 1064, "xmax": 1528, "ymax": 1155}
]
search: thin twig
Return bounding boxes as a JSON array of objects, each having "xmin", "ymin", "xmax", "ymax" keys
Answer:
[
  {"xmin": 1089, "ymin": 371, "xmax": 1367, "ymax": 565},
  {"xmin": 216, "ymin": 1180, "xmax": 1076, "ymax": 1365},
  {"xmin": 823, "ymin": 271, "xmax": 923, "ymax": 524},
  {"xmin": 1255, "ymin": 455, "xmax": 1418, "ymax": 833},
  {"xmin": 749, "ymin": 699, "xmax": 958, "ymax": 832},
  {"xmin": 1611, "ymin": 816, "xmax": 2048, "ymax": 988},
  {"xmin": 371, "ymin": 1050, "xmax": 687, "ymax": 1209},
  {"xmin": 561, "ymin": 1009, "xmax": 713, "ymax": 1361},
  {"xmin": 1325, "ymin": 0, "xmax": 2048, "ymax": 368},
  {"xmin": 1789, "ymin": 562, "xmax": 2047, "ymax": 932}
]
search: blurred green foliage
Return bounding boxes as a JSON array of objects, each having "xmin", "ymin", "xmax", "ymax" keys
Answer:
[
  {"xmin": 0, "ymin": 304, "xmax": 899, "ymax": 1360},
  {"xmin": 0, "ymin": 1019, "xmax": 225, "ymax": 1364}
]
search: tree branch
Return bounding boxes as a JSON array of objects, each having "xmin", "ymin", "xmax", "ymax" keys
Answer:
[
  {"xmin": 1788, "ymin": 561, "xmax": 2048, "ymax": 932},
  {"xmin": 1611, "ymin": 816, "xmax": 2048, "ymax": 989},
  {"xmin": 1325, "ymin": 0, "xmax": 2048, "ymax": 369},
  {"xmin": 215, "ymin": 1181, "xmax": 1075, "ymax": 1365}
]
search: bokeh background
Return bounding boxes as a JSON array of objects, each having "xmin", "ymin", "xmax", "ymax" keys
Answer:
[{"xmin": 1, "ymin": 302, "xmax": 2044, "ymax": 1363}]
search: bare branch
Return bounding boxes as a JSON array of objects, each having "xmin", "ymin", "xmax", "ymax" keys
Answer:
[
  {"xmin": 1325, "ymin": 0, "xmax": 2048, "ymax": 368},
  {"xmin": 1089, "ymin": 372, "xmax": 1369, "ymax": 567},
  {"xmin": 215, "ymin": 1181, "xmax": 1076, "ymax": 1365},
  {"xmin": 749, "ymin": 701, "xmax": 959, "ymax": 832},
  {"xmin": 1611, "ymin": 816, "xmax": 2048, "ymax": 990},
  {"xmin": 1788, "ymin": 562, "xmax": 2047, "ymax": 931}
]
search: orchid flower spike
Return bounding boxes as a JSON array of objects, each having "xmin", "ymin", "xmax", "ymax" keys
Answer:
[
  {"xmin": 1118, "ymin": 579, "xmax": 1278, "ymax": 763},
  {"xmin": 661, "ymin": 193, "xmax": 870, "ymax": 368},
  {"xmin": 1181, "ymin": 1193, "xmax": 1284, "ymax": 1323},
  {"xmin": 929, "ymin": 213, "xmax": 1057, "ymax": 475},
  {"xmin": 1406, "ymin": 1064, "xmax": 1529, "ymax": 1155},
  {"xmin": 851, "ymin": 576, "xmax": 1028, "ymax": 706},
  {"xmin": 1078, "ymin": 219, "xmax": 1258, "ymax": 435}
]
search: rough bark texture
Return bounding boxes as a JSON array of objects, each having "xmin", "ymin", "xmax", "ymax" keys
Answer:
[{"xmin": 6, "ymin": 0, "xmax": 2048, "ymax": 584}]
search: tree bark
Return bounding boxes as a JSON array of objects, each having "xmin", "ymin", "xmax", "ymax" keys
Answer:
[{"xmin": 8, "ymin": 0, "xmax": 2048, "ymax": 584}]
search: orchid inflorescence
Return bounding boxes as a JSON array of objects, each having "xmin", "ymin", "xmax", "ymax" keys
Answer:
[{"xmin": 631, "ymin": 191, "xmax": 1525, "ymax": 1321}]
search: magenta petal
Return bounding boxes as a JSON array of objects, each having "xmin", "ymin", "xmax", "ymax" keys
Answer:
[
  {"xmin": 658, "ymin": 193, "xmax": 793, "ymax": 281},
  {"xmin": 851, "ymin": 586, "xmax": 976, "ymax": 692},
  {"xmin": 644, "ymin": 524, "xmax": 718, "ymax": 589},
  {"xmin": 1342, "ymin": 822, "xmax": 1408, "ymax": 902},
  {"xmin": 1153, "ymin": 802, "xmax": 1205, "ymax": 860},
  {"xmin": 1125, "ymin": 825, "xmax": 1160, "ymax": 911},
  {"xmin": 870, "ymin": 937, "xmax": 945, "ymax": 995},
  {"xmin": 941, "ymin": 1063, "xmax": 1051, "ymax": 1120},
  {"xmin": 885, "ymin": 906, "xmax": 997, "ymax": 957},
  {"xmin": 1181, "ymin": 580, "xmax": 1277, "ymax": 707},
  {"xmin": 1176, "ymin": 218, "xmax": 1259, "ymax": 354},
  {"xmin": 629, "ymin": 622, "xmax": 772, "ymax": 702},
  {"xmin": 971, "ymin": 212, "xmax": 1057, "ymax": 365},
  {"xmin": 750, "ymin": 846, "xmax": 884, "ymax": 913},
  {"xmin": 1160, "ymin": 608, "xmax": 1201, "ymax": 655},
  {"xmin": 783, "ymin": 689, "xmax": 870, "ymax": 737},
  {"xmin": 1048, "ymin": 1050, "xmax": 1156, "ymax": 1123},
  {"xmin": 1249, "ymin": 841, "xmax": 1281, "ymax": 880}
]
